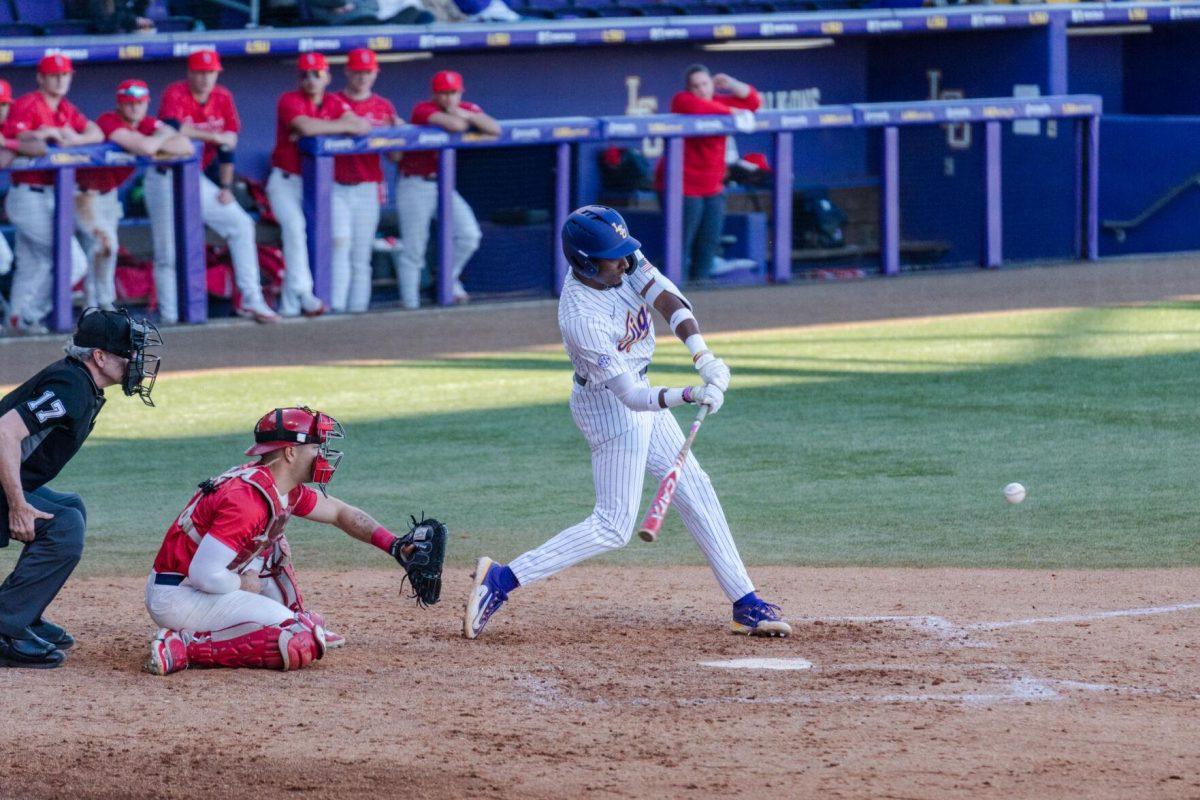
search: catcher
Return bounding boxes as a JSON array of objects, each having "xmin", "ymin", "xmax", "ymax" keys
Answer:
[{"xmin": 143, "ymin": 406, "xmax": 445, "ymax": 674}]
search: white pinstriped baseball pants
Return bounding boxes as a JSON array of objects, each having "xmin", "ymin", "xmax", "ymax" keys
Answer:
[
  {"xmin": 509, "ymin": 379, "xmax": 755, "ymax": 602},
  {"xmin": 395, "ymin": 175, "xmax": 480, "ymax": 307},
  {"xmin": 144, "ymin": 168, "xmax": 271, "ymax": 323},
  {"xmin": 331, "ymin": 181, "xmax": 380, "ymax": 313}
]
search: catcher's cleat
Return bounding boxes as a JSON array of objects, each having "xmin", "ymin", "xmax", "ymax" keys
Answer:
[
  {"xmin": 731, "ymin": 597, "xmax": 792, "ymax": 637},
  {"xmin": 464, "ymin": 557, "xmax": 508, "ymax": 640},
  {"xmin": 323, "ymin": 629, "xmax": 346, "ymax": 650},
  {"xmin": 147, "ymin": 628, "xmax": 188, "ymax": 676}
]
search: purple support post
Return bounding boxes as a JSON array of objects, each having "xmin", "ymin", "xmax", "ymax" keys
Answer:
[
  {"xmin": 771, "ymin": 131, "xmax": 793, "ymax": 283},
  {"xmin": 437, "ymin": 148, "xmax": 456, "ymax": 307},
  {"xmin": 1074, "ymin": 116, "xmax": 1101, "ymax": 261},
  {"xmin": 173, "ymin": 159, "xmax": 207, "ymax": 323},
  {"xmin": 662, "ymin": 136, "xmax": 684, "ymax": 286},
  {"xmin": 1047, "ymin": 15, "xmax": 1069, "ymax": 96},
  {"xmin": 553, "ymin": 142, "xmax": 571, "ymax": 295},
  {"xmin": 983, "ymin": 121, "xmax": 1002, "ymax": 269},
  {"xmin": 301, "ymin": 151, "xmax": 334, "ymax": 306},
  {"xmin": 51, "ymin": 167, "xmax": 76, "ymax": 333},
  {"xmin": 880, "ymin": 127, "xmax": 900, "ymax": 277}
]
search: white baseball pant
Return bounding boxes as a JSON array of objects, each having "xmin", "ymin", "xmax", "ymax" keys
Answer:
[
  {"xmin": 332, "ymin": 181, "xmax": 380, "ymax": 313},
  {"xmin": 0, "ymin": 231, "xmax": 12, "ymax": 277},
  {"xmin": 395, "ymin": 175, "xmax": 481, "ymax": 308},
  {"xmin": 144, "ymin": 167, "xmax": 271, "ymax": 324},
  {"xmin": 144, "ymin": 572, "xmax": 293, "ymax": 632},
  {"xmin": 4, "ymin": 184, "xmax": 88, "ymax": 326},
  {"xmin": 508, "ymin": 379, "xmax": 755, "ymax": 602},
  {"xmin": 266, "ymin": 167, "xmax": 351, "ymax": 316},
  {"xmin": 76, "ymin": 189, "xmax": 123, "ymax": 311}
]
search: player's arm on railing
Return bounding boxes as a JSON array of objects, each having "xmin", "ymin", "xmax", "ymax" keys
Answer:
[
  {"xmin": 289, "ymin": 111, "xmax": 371, "ymax": 138},
  {"xmin": 463, "ymin": 109, "xmax": 501, "ymax": 136},
  {"xmin": 61, "ymin": 119, "xmax": 104, "ymax": 147},
  {"xmin": 108, "ymin": 124, "xmax": 192, "ymax": 158}
]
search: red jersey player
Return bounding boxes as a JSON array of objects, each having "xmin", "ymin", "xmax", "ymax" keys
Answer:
[
  {"xmin": 3, "ymin": 55, "xmax": 98, "ymax": 334},
  {"xmin": 265, "ymin": 52, "xmax": 370, "ymax": 318},
  {"xmin": 653, "ymin": 66, "xmax": 760, "ymax": 281},
  {"xmin": 330, "ymin": 48, "xmax": 399, "ymax": 314},
  {"xmin": 144, "ymin": 49, "xmax": 279, "ymax": 325},
  {"xmin": 76, "ymin": 80, "xmax": 191, "ymax": 311},
  {"xmin": 145, "ymin": 407, "xmax": 446, "ymax": 675},
  {"xmin": 0, "ymin": 78, "xmax": 48, "ymax": 281}
]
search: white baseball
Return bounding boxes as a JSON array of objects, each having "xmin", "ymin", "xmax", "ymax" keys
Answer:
[{"xmin": 1003, "ymin": 482, "xmax": 1026, "ymax": 504}]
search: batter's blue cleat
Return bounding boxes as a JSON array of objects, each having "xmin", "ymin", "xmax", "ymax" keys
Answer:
[
  {"xmin": 731, "ymin": 595, "xmax": 792, "ymax": 637},
  {"xmin": 464, "ymin": 557, "xmax": 510, "ymax": 639}
]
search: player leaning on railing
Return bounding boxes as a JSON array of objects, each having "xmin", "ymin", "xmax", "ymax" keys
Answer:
[{"xmin": 464, "ymin": 205, "xmax": 790, "ymax": 640}]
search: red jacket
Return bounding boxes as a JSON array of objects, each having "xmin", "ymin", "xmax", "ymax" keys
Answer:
[{"xmin": 654, "ymin": 86, "xmax": 761, "ymax": 198}]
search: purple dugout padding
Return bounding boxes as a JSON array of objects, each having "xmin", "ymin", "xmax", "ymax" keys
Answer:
[
  {"xmin": 173, "ymin": 159, "xmax": 208, "ymax": 324},
  {"xmin": 984, "ymin": 121, "xmax": 1002, "ymax": 268},
  {"xmin": 881, "ymin": 127, "xmax": 899, "ymax": 277},
  {"xmin": 1083, "ymin": 116, "xmax": 1100, "ymax": 260},
  {"xmin": 301, "ymin": 152, "xmax": 334, "ymax": 306},
  {"xmin": 437, "ymin": 149, "xmax": 456, "ymax": 307},
  {"xmin": 0, "ymin": 5, "xmax": 1188, "ymax": 68},
  {"xmin": 772, "ymin": 131, "xmax": 794, "ymax": 283},
  {"xmin": 52, "ymin": 167, "xmax": 77, "ymax": 333},
  {"xmin": 553, "ymin": 142, "xmax": 571, "ymax": 295},
  {"xmin": 662, "ymin": 137, "xmax": 684, "ymax": 286}
]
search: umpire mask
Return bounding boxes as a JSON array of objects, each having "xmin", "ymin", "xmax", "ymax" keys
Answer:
[{"xmin": 73, "ymin": 307, "xmax": 164, "ymax": 406}]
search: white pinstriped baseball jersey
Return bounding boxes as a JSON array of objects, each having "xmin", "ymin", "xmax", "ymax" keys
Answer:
[{"xmin": 506, "ymin": 268, "xmax": 755, "ymax": 602}]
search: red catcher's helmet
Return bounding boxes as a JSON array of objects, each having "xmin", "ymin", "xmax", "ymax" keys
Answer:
[{"xmin": 245, "ymin": 407, "xmax": 344, "ymax": 492}]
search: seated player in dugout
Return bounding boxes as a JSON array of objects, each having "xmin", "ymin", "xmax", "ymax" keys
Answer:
[
  {"xmin": 0, "ymin": 307, "xmax": 162, "ymax": 668},
  {"xmin": 464, "ymin": 206, "xmax": 790, "ymax": 641},
  {"xmin": 145, "ymin": 407, "xmax": 447, "ymax": 675}
]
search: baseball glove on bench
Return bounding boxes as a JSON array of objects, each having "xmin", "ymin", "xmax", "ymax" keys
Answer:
[{"xmin": 390, "ymin": 515, "xmax": 447, "ymax": 607}]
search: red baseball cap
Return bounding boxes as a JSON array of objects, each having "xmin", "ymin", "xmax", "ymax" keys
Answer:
[
  {"xmin": 346, "ymin": 48, "xmax": 378, "ymax": 72},
  {"xmin": 297, "ymin": 52, "xmax": 329, "ymax": 72},
  {"xmin": 38, "ymin": 54, "xmax": 73, "ymax": 75},
  {"xmin": 431, "ymin": 70, "xmax": 463, "ymax": 93},
  {"xmin": 0, "ymin": 80, "xmax": 11, "ymax": 104},
  {"xmin": 187, "ymin": 49, "xmax": 222, "ymax": 72},
  {"xmin": 116, "ymin": 79, "xmax": 151, "ymax": 103}
]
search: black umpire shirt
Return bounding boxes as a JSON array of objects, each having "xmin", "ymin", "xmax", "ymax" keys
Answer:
[{"xmin": 0, "ymin": 358, "xmax": 106, "ymax": 546}]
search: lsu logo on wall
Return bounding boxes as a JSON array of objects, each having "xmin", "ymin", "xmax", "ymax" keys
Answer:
[
  {"xmin": 928, "ymin": 69, "xmax": 970, "ymax": 150},
  {"xmin": 617, "ymin": 307, "xmax": 651, "ymax": 352}
]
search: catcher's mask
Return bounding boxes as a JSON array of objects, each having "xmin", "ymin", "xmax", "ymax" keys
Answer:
[
  {"xmin": 245, "ymin": 406, "xmax": 344, "ymax": 494},
  {"xmin": 72, "ymin": 306, "xmax": 163, "ymax": 406}
]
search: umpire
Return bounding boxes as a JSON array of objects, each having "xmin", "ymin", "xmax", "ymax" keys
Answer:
[{"xmin": 0, "ymin": 307, "xmax": 161, "ymax": 668}]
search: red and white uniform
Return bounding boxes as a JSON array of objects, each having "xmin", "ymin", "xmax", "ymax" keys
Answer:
[
  {"xmin": 266, "ymin": 90, "xmax": 353, "ymax": 316},
  {"xmin": 2, "ymin": 91, "xmax": 89, "ymax": 328},
  {"xmin": 653, "ymin": 87, "xmax": 761, "ymax": 198},
  {"xmin": 394, "ymin": 99, "xmax": 484, "ymax": 308},
  {"xmin": 74, "ymin": 112, "xmax": 160, "ymax": 310},
  {"xmin": 145, "ymin": 463, "xmax": 319, "ymax": 632},
  {"xmin": 329, "ymin": 91, "xmax": 396, "ymax": 313},
  {"xmin": 143, "ymin": 82, "xmax": 272, "ymax": 323}
]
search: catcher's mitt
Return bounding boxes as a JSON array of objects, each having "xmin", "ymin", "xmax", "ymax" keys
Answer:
[{"xmin": 390, "ymin": 515, "xmax": 447, "ymax": 607}]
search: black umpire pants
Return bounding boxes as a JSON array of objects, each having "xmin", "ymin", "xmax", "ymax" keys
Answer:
[{"xmin": 0, "ymin": 486, "xmax": 86, "ymax": 638}]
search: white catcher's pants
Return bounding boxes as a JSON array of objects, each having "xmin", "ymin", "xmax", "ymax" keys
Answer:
[
  {"xmin": 395, "ymin": 175, "xmax": 481, "ymax": 307},
  {"xmin": 144, "ymin": 168, "xmax": 270, "ymax": 323},
  {"xmin": 509, "ymin": 378, "xmax": 755, "ymax": 602},
  {"xmin": 76, "ymin": 189, "xmax": 123, "ymax": 310},
  {"xmin": 145, "ymin": 572, "xmax": 292, "ymax": 632},
  {"xmin": 332, "ymin": 181, "xmax": 380, "ymax": 313},
  {"xmin": 4, "ymin": 184, "xmax": 88, "ymax": 325}
]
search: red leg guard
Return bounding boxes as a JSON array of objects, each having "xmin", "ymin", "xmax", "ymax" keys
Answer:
[{"xmin": 184, "ymin": 620, "xmax": 325, "ymax": 671}]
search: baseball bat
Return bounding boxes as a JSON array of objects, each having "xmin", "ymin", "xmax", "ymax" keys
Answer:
[{"xmin": 637, "ymin": 404, "xmax": 709, "ymax": 543}]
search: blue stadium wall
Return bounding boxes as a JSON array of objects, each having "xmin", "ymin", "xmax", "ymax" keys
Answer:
[{"xmin": 2, "ymin": 13, "xmax": 1199, "ymax": 269}]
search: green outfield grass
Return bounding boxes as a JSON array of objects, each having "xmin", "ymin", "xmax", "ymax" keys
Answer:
[{"xmin": 5, "ymin": 301, "xmax": 1199, "ymax": 576}]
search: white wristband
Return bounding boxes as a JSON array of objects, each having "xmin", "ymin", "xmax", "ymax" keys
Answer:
[{"xmin": 685, "ymin": 333, "xmax": 709, "ymax": 359}]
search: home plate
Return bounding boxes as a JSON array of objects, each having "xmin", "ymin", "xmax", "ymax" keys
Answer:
[{"xmin": 700, "ymin": 657, "xmax": 814, "ymax": 671}]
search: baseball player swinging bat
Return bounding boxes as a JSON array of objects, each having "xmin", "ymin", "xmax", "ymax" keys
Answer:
[{"xmin": 637, "ymin": 405, "xmax": 710, "ymax": 543}]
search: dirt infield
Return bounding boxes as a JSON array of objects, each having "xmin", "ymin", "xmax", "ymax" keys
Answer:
[
  {"xmin": 2, "ymin": 257, "xmax": 1199, "ymax": 798},
  {"xmin": 0, "ymin": 567, "xmax": 1196, "ymax": 799}
]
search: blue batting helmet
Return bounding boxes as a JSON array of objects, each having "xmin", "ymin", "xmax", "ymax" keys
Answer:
[{"xmin": 561, "ymin": 205, "xmax": 641, "ymax": 277}]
